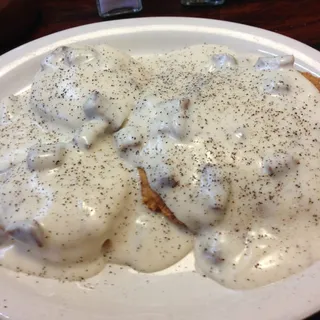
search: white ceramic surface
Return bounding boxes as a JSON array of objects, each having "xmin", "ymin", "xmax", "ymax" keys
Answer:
[{"xmin": 1, "ymin": 17, "xmax": 320, "ymax": 320}]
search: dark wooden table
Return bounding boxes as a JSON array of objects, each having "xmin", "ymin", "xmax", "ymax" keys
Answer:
[
  {"xmin": 1, "ymin": 0, "xmax": 320, "ymax": 319},
  {"xmin": 1, "ymin": 0, "xmax": 320, "ymax": 54}
]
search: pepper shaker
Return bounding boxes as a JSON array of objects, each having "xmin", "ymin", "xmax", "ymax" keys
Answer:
[
  {"xmin": 181, "ymin": 0, "xmax": 225, "ymax": 6},
  {"xmin": 97, "ymin": 0, "xmax": 142, "ymax": 18}
]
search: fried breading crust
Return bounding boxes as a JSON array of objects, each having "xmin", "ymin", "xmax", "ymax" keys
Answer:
[
  {"xmin": 138, "ymin": 168, "xmax": 185, "ymax": 226},
  {"xmin": 301, "ymin": 72, "xmax": 320, "ymax": 91}
]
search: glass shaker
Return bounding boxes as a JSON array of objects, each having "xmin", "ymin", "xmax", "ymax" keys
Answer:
[
  {"xmin": 97, "ymin": 0, "xmax": 142, "ymax": 18},
  {"xmin": 181, "ymin": 0, "xmax": 225, "ymax": 6}
]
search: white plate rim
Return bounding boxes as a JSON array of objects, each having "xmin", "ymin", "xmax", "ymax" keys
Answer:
[
  {"xmin": 1, "ymin": 17, "xmax": 320, "ymax": 78},
  {"xmin": 0, "ymin": 17, "xmax": 320, "ymax": 320}
]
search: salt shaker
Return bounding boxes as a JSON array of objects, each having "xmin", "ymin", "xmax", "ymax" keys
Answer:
[
  {"xmin": 181, "ymin": 0, "xmax": 225, "ymax": 5},
  {"xmin": 97, "ymin": 0, "xmax": 142, "ymax": 18}
]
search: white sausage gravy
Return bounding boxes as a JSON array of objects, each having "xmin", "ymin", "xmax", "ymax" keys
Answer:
[{"xmin": 0, "ymin": 44, "xmax": 320, "ymax": 289}]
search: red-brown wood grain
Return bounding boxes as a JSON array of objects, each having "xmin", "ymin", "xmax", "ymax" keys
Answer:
[
  {"xmin": 0, "ymin": 0, "xmax": 39, "ymax": 50},
  {"xmin": 1, "ymin": 0, "xmax": 320, "ymax": 54},
  {"xmin": 0, "ymin": 1, "xmax": 319, "ymax": 319}
]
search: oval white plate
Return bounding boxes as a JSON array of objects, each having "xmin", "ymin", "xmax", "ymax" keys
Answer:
[{"xmin": 1, "ymin": 17, "xmax": 320, "ymax": 320}]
